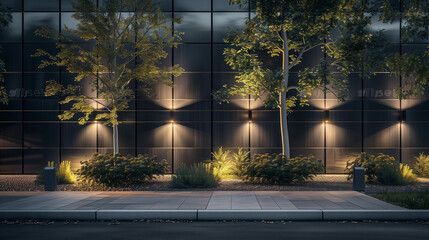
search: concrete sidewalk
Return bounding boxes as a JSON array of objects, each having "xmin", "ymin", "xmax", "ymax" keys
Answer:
[{"xmin": 0, "ymin": 191, "xmax": 428, "ymax": 221}]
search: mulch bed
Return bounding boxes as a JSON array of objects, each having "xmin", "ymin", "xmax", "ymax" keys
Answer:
[{"xmin": 1, "ymin": 174, "xmax": 428, "ymax": 193}]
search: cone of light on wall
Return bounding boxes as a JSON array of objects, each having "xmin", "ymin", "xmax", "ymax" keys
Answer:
[{"xmin": 324, "ymin": 110, "xmax": 330, "ymax": 123}]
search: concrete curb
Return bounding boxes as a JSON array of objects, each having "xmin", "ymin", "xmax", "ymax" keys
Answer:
[
  {"xmin": 1, "ymin": 210, "xmax": 429, "ymax": 221},
  {"xmin": 323, "ymin": 210, "xmax": 429, "ymax": 221},
  {"xmin": 0, "ymin": 210, "xmax": 96, "ymax": 220},
  {"xmin": 97, "ymin": 210, "xmax": 197, "ymax": 220},
  {"xmin": 198, "ymin": 210, "xmax": 322, "ymax": 221}
]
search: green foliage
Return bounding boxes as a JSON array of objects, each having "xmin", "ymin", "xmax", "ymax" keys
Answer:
[
  {"xmin": 170, "ymin": 163, "xmax": 220, "ymax": 189},
  {"xmin": 346, "ymin": 152, "xmax": 417, "ymax": 185},
  {"xmin": 36, "ymin": 161, "xmax": 76, "ymax": 184},
  {"xmin": 382, "ymin": 0, "xmax": 429, "ymax": 99},
  {"xmin": 210, "ymin": 147, "xmax": 250, "ymax": 179},
  {"xmin": 231, "ymin": 147, "xmax": 250, "ymax": 178},
  {"xmin": 217, "ymin": 0, "xmax": 390, "ymax": 111},
  {"xmin": 375, "ymin": 192, "xmax": 429, "ymax": 209},
  {"xmin": 413, "ymin": 153, "xmax": 429, "ymax": 178},
  {"xmin": 345, "ymin": 152, "xmax": 397, "ymax": 182},
  {"xmin": 78, "ymin": 153, "xmax": 167, "ymax": 186},
  {"xmin": 240, "ymin": 154, "xmax": 324, "ymax": 184},
  {"xmin": 0, "ymin": 4, "xmax": 12, "ymax": 104},
  {"xmin": 33, "ymin": 0, "xmax": 184, "ymax": 127}
]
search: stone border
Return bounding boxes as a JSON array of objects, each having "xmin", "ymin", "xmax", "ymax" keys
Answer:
[{"xmin": 1, "ymin": 210, "xmax": 429, "ymax": 221}]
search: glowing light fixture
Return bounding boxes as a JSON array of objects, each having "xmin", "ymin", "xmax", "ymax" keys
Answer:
[
  {"xmin": 398, "ymin": 110, "xmax": 406, "ymax": 122},
  {"xmin": 248, "ymin": 110, "xmax": 252, "ymax": 123},
  {"xmin": 324, "ymin": 110, "xmax": 330, "ymax": 123},
  {"xmin": 170, "ymin": 110, "xmax": 175, "ymax": 124}
]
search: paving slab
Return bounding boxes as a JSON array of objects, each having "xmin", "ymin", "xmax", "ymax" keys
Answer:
[{"xmin": 0, "ymin": 191, "xmax": 427, "ymax": 221}]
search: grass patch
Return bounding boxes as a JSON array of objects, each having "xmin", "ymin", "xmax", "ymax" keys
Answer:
[{"xmin": 373, "ymin": 192, "xmax": 429, "ymax": 209}]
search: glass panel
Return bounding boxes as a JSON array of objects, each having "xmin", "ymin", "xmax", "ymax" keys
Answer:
[
  {"xmin": 2, "ymin": 74, "xmax": 22, "ymax": 101},
  {"xmin": 213, "ymin": 13, "xmax": 247, "ymax": 42},
  {"xmin": 136, "ymin": 123, "xmax": 172, "ymax": 147},
  {"xmin": 61, "ymin": 123, "xmax": 97, "ymax": 148},
  {"xmin": 250, "ymin": 122, "xmax": 282, "ymax": 148},
  {"xmin": 174, "ymin": 73, "xmax": 211, "ymax": 99},
  {"xmin": 1, "ymin": 0, "xmax": 22, "ymax": 11},
  {"xmin": 175, "ymin": 13, "xmax": 211, "ymax": 42},
  {"xmin": 213, "ymin": 44, "xmax": 232, "ymax": 72},
  {"xmin": 0, "ymin": 123, "xmax": 22, "ymax": 147},
  {"xmin": 0, "ymin": 13, "xmax": 22, "ymax": 43},
  {"xmin": 174, "ymin": 44, "xmax": 211, "ymax": 72},
  {"xmin": 24, "ymin": 13, "xmax": 59, "ymax": 42},
  {"xmin": 61, "ymin": 0, "xmax": 77, "ymax": 11},
  {"xmin": 363, "ymin": 122, "xmax": 399, "ymax": 148},
  {"xmin": 174, "ymin": 0, "xmax": 210, "ymax": 11},
  {"xmin": 173, "ymin": 123, "xmax": 210, "ymax": 147},
  {"xmin": 24, "ymin": 44, "xmax": 59, "ymax": 72},
  {"xmin": 23, "ymin": 149, "xmax": 59, "ymax": 174},
  {"xmin": 154, "ymin": 0, "xmax": 172, "ymax": 11},
  {"xmin": 367, "ymin": 14, "xmax": 400, "ymax": 43},
  {"xmin": 0, "ymin": 44, "xmax": 22, "ymax": 72},
  {"xmin": 24, "ymin": 123, "xmax": 59, "ymax": 147},
  {"xmin": 173, "ymin": 149, "xmax": 211, "ymax": 170},
  {"xmin": 24, "ymin": 0, "xmax": 59, "ymax": 11},
  {"xmin": 0, "ymin": 149, "xmax": 22, "ymax": 174},
  {"xmin": 214, "ymin": 0, "xmax": 248, "ymax": 11},
  {"xmin": 23, "ymin": 73, "xmax": 59, "ymax": 98},
  {"xmin": 213, "ymin": 123, "xmax": 249, "ymax": 148}
]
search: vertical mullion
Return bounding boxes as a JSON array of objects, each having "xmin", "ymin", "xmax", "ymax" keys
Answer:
[
  {"xmin": 171, "ymin": 0, "xmax": 175, "ymax": 173},
  {"xmin": 21, "ymin": 0, "xmax": 25, "ymax": 173},
  {"xmin": 210, "ymin": 0, "xmax": 214, "ymax": 160}
]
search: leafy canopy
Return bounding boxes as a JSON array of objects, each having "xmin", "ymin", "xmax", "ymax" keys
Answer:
[
  {"xmin": 33, "ymin": 0, "xmax": 184, "ymax": 125},
  {"xmin": 216, "ymin": 0, "xmax": 390, "ymax": 111},
  {"xmin": 0, "ymin": 4, "xmax": 12, "ymax": 104},
  {"xmin": 383, "ymin": 0, "xmax": 429, "ymax": 99}
]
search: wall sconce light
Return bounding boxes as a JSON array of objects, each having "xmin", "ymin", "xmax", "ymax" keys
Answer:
[
  {"xmin": 170, "ymin": 110, "xmax": 174, "ymax": 124},
  {"xmin": 398, "ymin": 110, "xmax": 406, "ymax": 122},
  {"xmin": 248, "ymin": 110, "xmax": 252, "ymax": 123},
  {"xmin": 324, "ymin": 110, "xmax": 330, "ymax": 123}
]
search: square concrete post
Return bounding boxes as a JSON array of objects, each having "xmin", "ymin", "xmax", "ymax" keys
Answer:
[
  {"xmin": 44, "ymin": 167, "xmax": 57, "ymax": 191},
  {"xmin": 353, "ymin": 167, "xmax": 365, "ymax": 192}
]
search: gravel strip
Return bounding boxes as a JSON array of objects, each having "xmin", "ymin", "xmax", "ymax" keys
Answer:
[{"xmin": 0, "ymin": 175, "xmax": 428, "ymax": 193}]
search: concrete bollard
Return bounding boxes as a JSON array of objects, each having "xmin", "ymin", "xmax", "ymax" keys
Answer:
[
  {"xmin": 44, "ymin": 167, "xmax": 57, "ymax": 191},
  {"xmin": 353, "ymin": 167, "xmax": 365, "ymax": 192}
]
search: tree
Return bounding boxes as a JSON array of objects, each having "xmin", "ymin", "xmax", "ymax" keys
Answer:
[
  {"xmin": 216, "ymin": 0, "xmax": 391, "ymax": 157},
  {"xmin": 33, "ymin": 0, "xmax": 184, "ymax": 154},
  {"xmin": 0, "ymin": 4, "xmax": 12, "ymax": 104},
  {"xmin": 384, "ymin": 0, "xmax": 429, "ymax": 98}
]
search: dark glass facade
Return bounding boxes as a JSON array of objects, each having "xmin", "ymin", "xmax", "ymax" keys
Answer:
[{"xmin": 0, "ymin": 0, "xmax": 428, "ymax": 174}]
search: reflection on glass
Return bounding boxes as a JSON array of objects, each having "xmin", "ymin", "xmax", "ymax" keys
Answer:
[
  {"xmin": 175, "ymin": 13, "xmax": 210, "ymax": 42},
  {"xmin": 174, "ymin": 0, "xmax": 210, "ymax": 11},
  {"xmin": 0, "ymin": 13, "xmax": 22, "ymax": 43},
  {"xmin": 24, "ymin": 13, "xmax": 59, "ymax": 42},
  {"xmin": 213, "ymin": 13, "xmax": 247, "ymax": 42},
  {"xmin": 24, "ymin": 0, "xmax": 59, "ymax": 11},
  {"xmin": 174, "ymin": 44, "xmax": 210, "ymax": 72},
  {"xmin": 214, "ymin": 0, "xmax": 248, "ymax": 11}
]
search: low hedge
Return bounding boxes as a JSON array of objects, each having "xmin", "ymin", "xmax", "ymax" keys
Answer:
[{"xmin": 78, "ymin": 153, "xmax": 167, "ymax": 186}]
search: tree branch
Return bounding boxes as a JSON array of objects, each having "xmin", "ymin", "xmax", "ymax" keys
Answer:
[{"xmin": 289, "ymin": 44, "xmax": 309, "ymax": 70}]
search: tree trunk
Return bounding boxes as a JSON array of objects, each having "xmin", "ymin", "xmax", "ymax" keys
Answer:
[
  {"xmin": 113, "ymin": 125, "xmax": 119, "ymax": 155},
  {"xmin": 281, "ymin": 28, "xmax": 290, "ymax": 158}
]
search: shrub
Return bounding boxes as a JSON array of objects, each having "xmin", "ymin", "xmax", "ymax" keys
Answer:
[
  {"xmin": 413, "ymin": 153, "xmax": 429, "ymax": 178},
  {"xmin": 231, "ymin": 147, "xmax": 250, "ymax": 178},
  {"xmin": 36, "ymin": 161, "xmax": 76, "ymax": 184},
  {"xmin": 78, "ymin": 153, "xmax": 167, "ymax": 186},
  {"xmin": 345, "ymin": 152, "xmax": 397, "ymax": 182},
  {"xmin": 170, "ymin": 163, "xmax": 220, "ymax": 188},
  {"xmin": 211, "ymin": 147, "xmax": 232, "ymax": 178},
  {"xmin": 240, "ymin": 154, "xmax": 324, "ymax": 184},
  {"xmin": 346, "ymin": 152, "xmax": 418, "ymax": 185}
]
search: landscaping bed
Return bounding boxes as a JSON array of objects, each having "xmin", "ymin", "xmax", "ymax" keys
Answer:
[
  {"xmin": 1, "ymin": 174, "xmax": 429, "ymax": 193},
  {"xmin": 372, "ymin": 192, "xmax": 429, "ymax": 209}
]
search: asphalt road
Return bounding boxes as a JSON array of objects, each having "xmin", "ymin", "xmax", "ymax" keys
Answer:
[{"xmin": 1, "ymin": 220, "xmax": 428, "ymax": 240}]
